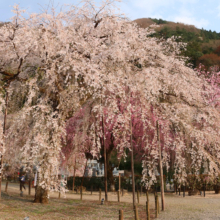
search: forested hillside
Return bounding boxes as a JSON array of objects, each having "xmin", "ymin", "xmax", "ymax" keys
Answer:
[{"xmin": 134, "ymin": 18, "xmax": 220, "ymax": 69}]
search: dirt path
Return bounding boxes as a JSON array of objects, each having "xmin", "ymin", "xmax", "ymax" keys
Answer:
[{"xmin": 157, "ymin": 192, "xmax": 220, "ymax": 220}]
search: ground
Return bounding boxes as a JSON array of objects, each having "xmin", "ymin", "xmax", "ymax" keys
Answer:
[
  {"xmin": 0, "ymin": 182, "xmax": 150, "ymax": 220},
  {"xmin": 157, "ymin": 192, "xmax": 220, "ymax": 220},
  {"xmin": 1, "ymin": 181, "xmax": 220, "ymax": 219}
]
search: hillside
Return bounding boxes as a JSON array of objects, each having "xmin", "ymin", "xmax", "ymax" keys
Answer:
[
  {"xmin": 134, "ymin": 18, "xmax": 200, "ymax": 33},
  {"xmin": 134, "ymin": 18, "xmax": 220, "ymax": 68}
]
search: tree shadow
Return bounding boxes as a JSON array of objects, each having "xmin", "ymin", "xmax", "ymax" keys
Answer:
[{"xmin": 1, "ymin": 191, "xmax": 34, "ymax": 203}]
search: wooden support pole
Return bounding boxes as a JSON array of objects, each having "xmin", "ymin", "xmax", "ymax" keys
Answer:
[
  {"xmin": 157, "ymin": 196, "xmax": 159, "ymax": 214},
  {"xmin": 183, "ymin": 185, "xmax": 185, "ymax": 197},
  {"xmin": 137, "ymin": 190, "xmax": 140, "ymax": 204},
  {"xmin": 134, "ymin": 205, "xmax": 139, "ymax": 220},
  {"xmin": 118, "ymin": 173, "xmax": 121, "ymax": 202},
  {"xmin": 102, "ymin": 110, "xmax": 108, "ymax": 202},
  {"xmin": 131, "ymin": 118, "xmax": 136, "ymax": 208},
  {"xmin": 146, "ymin": 190, "xmax": 149, "ymax": 202},
  {"xmin": 119, "ymin": 174, "xmax": 121, "ymax": 191},
  {"xmin": 80, "ymin": 186, "xmax": 82, "ymax": 200},
  {"xmin": 91, "ymin": 185, "xmax": 93, "ymax": 195},
  {"xmin": 5, "ymin": 181, "xmax": 8, "ymax": 192},
  {"xmin": 157, "ymin": 121, "xmax": 165, "ymax": 211},
  {"xmin": 119, "ymin": 210, "xmax": 124, "ymax": 220},
  {"xmin": 129, "ymin": 92, "xmax": 136, "ymax": 209},
  {"xmin": 179, "ymin": 187, "xmax": 181, "ymax": 196},
  {"xmin": 146, "ymin": 201, "xmax": 150, "ymax": 220},
  {"xmin": 28, "ymin": 180, "xmax": 31, "ymax": 195},
  {"xmin": 155, "ymin": 195, "xmax": 158, "ymax": 218},
  {"xmin": 99, "ymin": 188, "xmax": 101, "ymax": 201},
  {"xmin": 118, "ymin": 190, "xmax": 121, "ymax": 202}
]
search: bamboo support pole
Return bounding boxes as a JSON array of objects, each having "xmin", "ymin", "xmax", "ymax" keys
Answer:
[
  {"xmin": 134, "ymin": 205, "xmax": 139, "ymax": 220},
  {"xmin": 29, "ymin": 180, "xmax": 31, "ymax": 195},
  {"xmin": 119, "ymin": 210, "xmax": 124, "ymax": 220},
  {"xmin": 137, "ymin": 190, "xmax": 140, "ymax": 204},
  {"xmin": 80, "ymin": 186, "xmax": 82, "ymax": 200},
  {"xmin": 155, "ymin": 195, "xmax": 158, "ymax": 218},
  {"xmin": 99, "ymin": 188, "xmax": 101, "ymax": 201},
  {"xmin": 157, "ymin": 121, "xmax": 165, "ymax": 211},
  {"xmin": 146, "ymin": 200, "xmax": 150, "ymax": 220},
  {"xmin": 118, "ymin": 190, "xmax": 121, "ymax": 202}
]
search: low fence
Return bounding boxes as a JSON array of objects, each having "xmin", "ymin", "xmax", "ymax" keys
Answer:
[{"xmin": 66, "ymin": 175, "xmax": 144, "ymax": 192}]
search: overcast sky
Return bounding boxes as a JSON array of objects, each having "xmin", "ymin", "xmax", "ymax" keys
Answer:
[{"xmin": 1, "ymin": 0, "xmax": 220, "ymax": 32}]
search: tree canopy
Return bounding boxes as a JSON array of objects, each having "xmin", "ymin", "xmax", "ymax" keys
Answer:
[{"xmin": 1, "ymin": 0, "xmax": 220, "ymax": 202}]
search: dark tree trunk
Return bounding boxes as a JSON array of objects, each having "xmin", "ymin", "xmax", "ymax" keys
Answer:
[
  {"xmin": 34, "ymin": 186, "xmax": 48, "ymax": 204},
  {"xmin": 81, "ymin": 159, "xmax": 88, "ymax": 187},
  {"xmin": 107, "ymin": 155, "xmax": 115, "ymax": 191},
  {"xmin": 0, "ymin": 91, "xmax": 8, "ymax": 200},
  {"xmin": 73, "ymin": 169, "xmax": 76, "ymax": 192},
  {"xmin": 99, "ymin": 132, "xmax": 115, "ymax": 192}
]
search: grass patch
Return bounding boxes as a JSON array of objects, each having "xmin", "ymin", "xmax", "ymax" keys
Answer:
[{"xmin": 0, "ymin": 192, "xmax": 150, "ymax": 220}]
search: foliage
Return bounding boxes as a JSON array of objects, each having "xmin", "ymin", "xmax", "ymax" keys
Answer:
[
  {"xmin": 147, "ymin": 23, "xmax": 220, "ymax": 68},
  {"xmin": 214, "ymin": 45, "xmax": 220, "ymax": 56},
  {"xmin": 151, "ymin": 18, "xmax": 167, "ymax": 25}
]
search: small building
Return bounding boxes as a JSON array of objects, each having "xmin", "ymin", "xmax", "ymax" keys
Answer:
[{"xmin": 84, "ymin": 160, "xmax": 124, "ymax": 177}]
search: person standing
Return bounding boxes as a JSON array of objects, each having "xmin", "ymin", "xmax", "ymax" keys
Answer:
[{"xmin": 20, "ymin": 174, "xmax": 26, "ymax": 196}]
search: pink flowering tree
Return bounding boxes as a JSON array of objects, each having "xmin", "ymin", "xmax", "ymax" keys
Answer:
[{"xmin": 1, "ymin": 1, "xmax": 220, "ymax": 207}]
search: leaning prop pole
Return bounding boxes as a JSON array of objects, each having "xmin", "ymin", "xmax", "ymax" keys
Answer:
[
  {"xmin": 130, "ymin": 93, "xmax": 136, "ymax": 209},
  {"xmin": 157, "ymin": 121, "xmax": 165, "ymax": 211},
  {"xmin": 102, "ymin": 113, "xmax": 108, "ymax": 202},
  {"xmin": 131, "ymin": 123, "xmax": 136, "ymax": 208},
  {"xmin": 0, "ymin": 91, "xmax": 8, "ymax": 200},
  {"xmin": 101, "ymin": 92, "xmax": 108, "ymax": 202}
]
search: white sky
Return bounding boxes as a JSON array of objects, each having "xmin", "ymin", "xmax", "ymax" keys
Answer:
[{"xmin": 0, "ymin": 0, "xmax": 220, "ymax": 32}]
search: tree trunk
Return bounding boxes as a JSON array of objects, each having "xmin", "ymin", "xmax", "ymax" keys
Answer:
[
  {"xmin": 5, "ymin": 181, "xmax": 8, "ymax": 192},
  {"xmin": 72, "ymin": 157, "xmax": 76, "ymax": 192},
  {"xmin": 0, "ymin": 157, "xmax": 2, "ymax": 200},
  {"xmin": 34, "ymin": 171, "xmax": 48, "ymax": 204},
  {"xmin": 0, "ymin": 91, "xmax": 8, "ymax": 200},
  {"xmin": 34, "ymin": 186, "xmax": 48, "ymax": 204},
  {"xmin": 81, "ymin": 159, "xmax": 88, "ymax": 187},
  {"xmin": 106, "ymin": 154, "xmax": 115, "ymax": 191}
]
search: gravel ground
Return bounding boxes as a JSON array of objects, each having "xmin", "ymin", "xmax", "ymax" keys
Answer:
[{"xmin": 157, "ymin": 192, "xmax": 220, "ymax": 220}]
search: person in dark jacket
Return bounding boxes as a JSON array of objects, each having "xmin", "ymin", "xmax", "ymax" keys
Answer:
[{"xmin": 20, "ymin": 174, "xmax": 26, "ymax": 192}]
